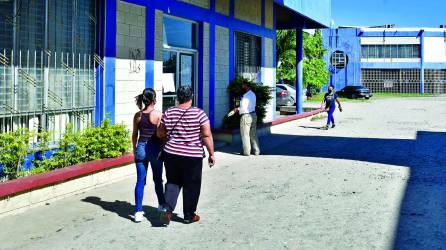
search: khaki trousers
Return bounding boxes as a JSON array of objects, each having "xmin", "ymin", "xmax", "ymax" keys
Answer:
[{"xmin": 240, "ymin": 113, "xmax": 260, "ymax": 156}]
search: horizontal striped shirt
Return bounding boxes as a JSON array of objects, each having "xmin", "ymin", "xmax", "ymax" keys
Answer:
[{"xmin": 161, "ymin": 107, "xmax": 209, "ymax": 158}]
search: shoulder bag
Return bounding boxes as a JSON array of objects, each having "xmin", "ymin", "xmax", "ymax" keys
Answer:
[{"xmin": 157, "ymin": 108, "xmax": 190, "ymax": 161}]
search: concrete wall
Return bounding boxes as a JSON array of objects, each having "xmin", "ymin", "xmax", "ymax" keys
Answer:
[
  {"xmin": 323, "ymin": 28, "xmax": 362, "ymax": 90},
  {"xmin": 234, "ymin": 0, "xmax": 262, "ymax": 26},
  {"xmin": 276, "ymin": 0, "xmax": 332, "ymax": 28},
  {"xmin": 361, "ymin": 58, "xmax": 420, "ymax": 63},
  {"xmin": 179, "ymin": 0, "xmax": 210, "ymax": 9},
  {"xmin": 424, "ymin": 37, "xmax": 446, "ymax": 63},
  {"xmin": 154, "ymin": 10, "xmax": 164, "ymax": 112},
  {"xmin": 216, "ymin": 0, "xmax": 230, "ymax": 16},
  {"xmin": 203, "ymin": 23, "xmax": 210, "ymax": 115},
  {"xmin": 0, "ymin": 164, "xmax": 134, "ymax": 218},
  {"xmin": 214, "ymin": 25, "xmax": 230, "ymax": 128},
  {"xmin": 361, "ymin": 37, "xmax": 420, "ymax": 45},
  {"xmin": 265, "ymin": 0, "xmax": 274, "ymax": 29},
  {"xmin": 115, "ymin": 2, "xmax": 146, "ymax": 129},
  {"xmin": 263, "ymin": 38, "xmax": 275, "ymax": 122}
]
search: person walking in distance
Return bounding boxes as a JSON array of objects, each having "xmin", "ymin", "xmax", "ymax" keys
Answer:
[
  {"xmin": 322, "ymin": 85, "xmax": 343, "ymax": 130},
  {"xmin": 232, "ymin": 81, "xmax": 260, "ymax": 156},
  {"xmin": 157, "ymin": 86, "xmax": 215, "ymax": 225},
  {"xmin": 132, "ymin": 88, "xmax": 166, "ymax": 222}
]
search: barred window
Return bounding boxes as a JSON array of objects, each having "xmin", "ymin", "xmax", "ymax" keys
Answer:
[
  {"xmin": 361, "ymin": 44, "xmax": 420, "ymax": 59},
  {"xmin": 0, "ymin": 0, "xmax": 99, "ymax": 139},
  {"xmin": 331, "ymin": 50, "xmax": 348, "ymax": 69},
  {"xmin": 235, "ymin": 31, "xmax": 261, "ymax": 81}
]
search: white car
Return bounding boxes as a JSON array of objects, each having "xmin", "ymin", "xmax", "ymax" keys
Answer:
[{"xmin": 276, "ymin": 84, "xmax": 297, "ymax": 105}]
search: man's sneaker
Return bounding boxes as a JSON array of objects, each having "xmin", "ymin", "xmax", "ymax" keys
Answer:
[
  {"xmin": 160, "ymin": 210, "xmax": 173, "ymax": 225},
  {"xmin": 134, "ymin": 211, "xmax": 144, "ymax": 223},
  {"xmin": 322, "ymin": 125, "xmax": 329, "ymax": 130},
  {"xmin": 331, "ymin": 124, "xmax": 336, "ymax": 128},
  {"xmin": 184, "ymin": 214, "xmax": 200, "ymax": 224}
]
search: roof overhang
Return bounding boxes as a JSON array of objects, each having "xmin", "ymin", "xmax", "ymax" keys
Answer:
[{"xmin": 275, "ymin": 0, "xmax": 332, "ymax": 29}]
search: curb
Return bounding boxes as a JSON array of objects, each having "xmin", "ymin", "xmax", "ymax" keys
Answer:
[{"xmin": 0, "ymin": 154, "xmax": 134, "ymax": 199}]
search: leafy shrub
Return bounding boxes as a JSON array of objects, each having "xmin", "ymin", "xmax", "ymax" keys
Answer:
[
  {"xmin": 224, "ymin": 77, "xmax": 273, "ymax": 129},
  {"xmin": 0, "ymin": 129, "xmax": 30, "ymax": 179},
  {"xmin": 50, "ymin": 119, "xmax": 130, "ymax": 166},
  {"xmin": 83, "ymin": 119, "xmax": 130, "ymax": 160},
  {"xmin": 0, "ymin": 119, "xmax": 131, "ymax": 180}
]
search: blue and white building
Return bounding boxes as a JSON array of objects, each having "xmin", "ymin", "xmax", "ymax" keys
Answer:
[
  {"xmin": 323, "ymin": 26, "xmax": 446, "ymax": 94},
  {"xmin": 0, "ymin": 0, "xmax": 331, "ymax": 138}
]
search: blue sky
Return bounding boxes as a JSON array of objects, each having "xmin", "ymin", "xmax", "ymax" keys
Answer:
[{"xmin": 332, "ymin": 0, "xmax": 446, "ymax": 28}]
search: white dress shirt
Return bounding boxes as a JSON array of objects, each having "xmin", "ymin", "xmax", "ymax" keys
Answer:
[{"xmin": 239, "ymin": 90, "xmax": 256, "ymax": 115}]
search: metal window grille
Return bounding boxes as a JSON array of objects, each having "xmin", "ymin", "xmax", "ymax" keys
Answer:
[
  {"xmin": 0, "ymin": 0, "xmax": 99, "ymax": 142},
  {"xmin": 425, "ymin": 69, "xmax": 446, "ymax": 94},
  {"xmin": 331, "ymin": 50, "xmax": 347, "ymax": 69},
  {"xmin": 362, "ymin": 69, "xmax": 421, "ymax": 93},
  {"xmin": 235, "ymin": 31, "xmax": 261, "ymax": 81}
]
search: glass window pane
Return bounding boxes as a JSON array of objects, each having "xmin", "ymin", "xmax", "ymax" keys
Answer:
[
  {"xmin": 0, "ymin": 1, "xmax": 14, "ymax": 50},
  {"xmin": 361, "ymin": 45, "xmax": 368, "ymax": 59},
  {"xmin": 390, "ymin": 45, "xmax": 398, "ymax": 58},
  {"xmin": 163, "ymin": 16, "xmax": 197, "ymax": 49},
  {"xmin": 377, "ymin": 45, "xmax": 384, "ymax": 58},
  {"xmin": 413, "ymin": 45, "xmax": 420, "ymax": 58},
  {"xmin": 48, "ymin": 0, "xmax": 73, "ymax": 54},
  {"xmin": 383, "ymin": 45, "xmax": 391, "ymax": 58},
  {"xmin": 162, "ymin": 51, "xmax": 177, "ymax": 93},
  {"xmin": 398, "ymin": 45, "xmax": 405, "ymax": 58}
]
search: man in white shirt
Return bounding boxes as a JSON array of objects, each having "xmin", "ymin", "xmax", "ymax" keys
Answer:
[{"xmin": 233, "ymin": 82, "xmax": 261, "ymax": 156}]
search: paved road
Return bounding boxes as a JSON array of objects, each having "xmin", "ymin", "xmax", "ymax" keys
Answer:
[{"xmin": 1, "ymin": 96, "xmax": 446, "ymax": 250}]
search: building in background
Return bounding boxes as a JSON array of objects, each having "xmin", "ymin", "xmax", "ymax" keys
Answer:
[
  {"xmin": 323, "ymin": 26, "xmax": 446, "ymax": 94},
  {"xmin": 0, "ymin": 0, "xmax": 331, "ymax": 138}
]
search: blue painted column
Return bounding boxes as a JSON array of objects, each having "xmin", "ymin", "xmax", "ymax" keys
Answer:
[
  {"xmin": 104, "ymin": 0, "xmax": 117, "ymax": 123},
  {"xmin": 295, "ymin": 29, "xmax": 303, "ymax": 114},
  {"xmin": 272, "ymin": 4, "xmax": 277, "ymax": 120},
  {"xmin": 95, "ymin": 0, "xmax": 106, "ymax": 126},
  {"xmin": 209, "ymin": 0, "xmax": 215, "ymax": 128},
  {"xmin": 420, "ymin": 30, "xmax": 425, "ymax": 94},
  {"xmin": 209, "ymin": 23, "xmax": 215, "ymax": 128},
  {"xmin": 198, "ymin": 23, "xmax": 204, "ymax": 109},
  {"xmin": 145, "ymin": 4, "xmax": 155, "ymax": 88}
]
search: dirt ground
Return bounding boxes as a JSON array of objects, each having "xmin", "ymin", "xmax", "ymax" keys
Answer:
[{"xmin": 1, "ymin": 96, "xmax": 445, "ymax": 250}]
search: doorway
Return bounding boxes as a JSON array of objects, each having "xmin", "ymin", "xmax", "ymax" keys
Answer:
[
  {"xmin": 162, "ymin": 50, "xmax": 197, "ymax": 110},
  {"xmin": 162, "ymin": 15, "xmax": 198, "ymax": 110}
]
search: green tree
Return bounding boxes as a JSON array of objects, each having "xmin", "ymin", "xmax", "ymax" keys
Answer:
[{"xmin": 276, "ymin": 29, "xmax": 330, "ymax": 90}]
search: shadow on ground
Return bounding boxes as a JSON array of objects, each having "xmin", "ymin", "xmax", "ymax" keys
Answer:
[
  {"xmin": 81, "ymin": 197, "xmax": 185, "ymax": 227},
  {"xmin": 220, "ymin": 131, "xmax": 446, "ymax": 249}
]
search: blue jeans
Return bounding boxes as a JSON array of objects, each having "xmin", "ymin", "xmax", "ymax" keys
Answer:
[
  {"xmin": 134, "ymin": 141, "xmax": 165, "ymax": 212},
  {"xmin": 327, "ymin": 106, "xmax": 335, "ymax": 126}
]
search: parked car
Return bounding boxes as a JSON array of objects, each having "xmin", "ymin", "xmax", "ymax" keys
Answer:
[
  {"xmin": 336, "ymin": 85, "xmax": 373, "ymax": 99},
  {"xmin": 276, "ymin": 87, "xmax": 294, "ymax": 107},
  {"xmin": 276, "ymin": 84, "xmax": 296, "ymax": 105}
]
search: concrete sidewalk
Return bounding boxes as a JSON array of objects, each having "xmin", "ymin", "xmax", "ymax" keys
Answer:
[{"xmin": 1, "ymin": 96, "xmax": 445, "ymax": 249}]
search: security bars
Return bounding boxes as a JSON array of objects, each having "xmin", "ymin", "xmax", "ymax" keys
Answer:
[{"xmin": 0, "ymin": 0, "xmax": 98, "ymax": 142}]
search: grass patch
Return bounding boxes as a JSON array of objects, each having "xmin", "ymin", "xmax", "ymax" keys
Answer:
[
  {"xmin": 305, "ymin": 95, "xmax": 369, "ymax": 103},
  {"xmin": 373, "ymin": 92, "xmax": 438, "ymax": 98},
  {"xmin": 305, "ymin": 92, "xmax": 438, "ymax": 103}
]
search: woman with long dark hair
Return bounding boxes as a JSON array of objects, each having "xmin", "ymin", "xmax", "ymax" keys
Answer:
[
  {"xmin": 157, "ymin": 86, "xmax": 215, "ymax": 225},
  {"xmin": 132, "ymin": 88, "xmax": 165, "ymax": 222}
]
